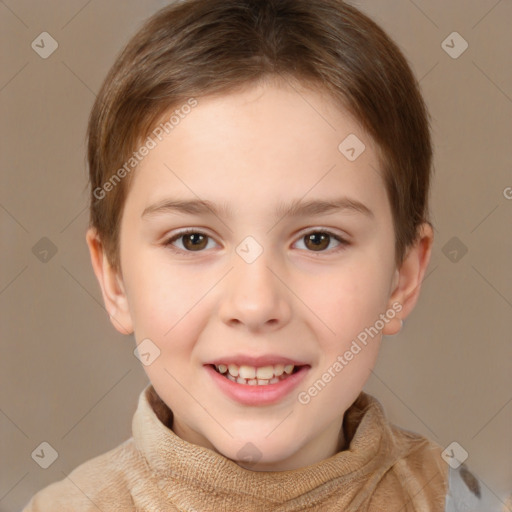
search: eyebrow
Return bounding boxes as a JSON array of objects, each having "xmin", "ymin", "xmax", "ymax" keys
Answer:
[{"xmin": 141, "ymin": 196, "xmax": 374, "ymax": 220}]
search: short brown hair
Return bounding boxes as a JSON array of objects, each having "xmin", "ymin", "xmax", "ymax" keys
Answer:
[{"xmin": 87, "ymin": 0, "xmax": 432, "ymax": 271}]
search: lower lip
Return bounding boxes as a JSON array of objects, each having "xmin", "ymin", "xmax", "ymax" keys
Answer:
[{"xmin": 204, "ymin": 365, "xmax": 310, "ymax": 406}]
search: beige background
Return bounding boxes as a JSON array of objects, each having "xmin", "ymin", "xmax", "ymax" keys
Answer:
[{"xmin": 1, "ymin": 0, "xmax": 511, "ymax": 510}]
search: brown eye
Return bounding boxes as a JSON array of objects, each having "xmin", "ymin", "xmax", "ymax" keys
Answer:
[
  {"xmin": 166, "ymin": 230, "xmax": 215, "ymax": 253},
  {"xmin": 295, "ymin": 230, "xmax": 347, "ymax": 253},
  {"xmin": 304, "ymin": 232, "xmax": 330, "ymax": 251},
  {"xmin": 182, "ymin": 233, "xmax": 208, "ymax": 251}
]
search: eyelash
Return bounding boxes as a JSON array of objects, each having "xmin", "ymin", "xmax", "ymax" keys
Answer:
[{"xmin": 164, "ymin": 228, "xmax": 349, "ymax": 256}]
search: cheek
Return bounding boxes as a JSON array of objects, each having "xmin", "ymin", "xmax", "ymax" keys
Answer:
[
  {"xmin": 303, "ymin": 261, "xmax": 391, "ymax": 342},
  {"xmin": 122, "ymin": 265, "xmax": 175, "ymax": 343},
  {"xmin": 128, "ymin": 266, "xmax": 212, "ymax": 364}
]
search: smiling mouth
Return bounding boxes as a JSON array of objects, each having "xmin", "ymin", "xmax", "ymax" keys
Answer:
[{"xmin": 210, "ymin": 363, "xmax": 302, "ymax": 386}]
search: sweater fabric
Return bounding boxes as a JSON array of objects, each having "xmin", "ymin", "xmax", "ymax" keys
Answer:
[{"xmin": 23, "ymin": 384, "xmax": 490, "ymax": 511}]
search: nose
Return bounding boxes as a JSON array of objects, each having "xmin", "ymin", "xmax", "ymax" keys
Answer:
[{"xmin": 218, "ymin": 250, "xmax": 292, "ymax": 332}]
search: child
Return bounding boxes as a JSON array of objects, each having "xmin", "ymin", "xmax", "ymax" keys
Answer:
[{"xmin": 23, "ymin": 0, "xmax": 507, "ymax": 510}]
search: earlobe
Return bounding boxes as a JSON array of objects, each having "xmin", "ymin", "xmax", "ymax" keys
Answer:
[
  {"xmin": 382, "ymin": 317, "xmax": 403, "ymax": 337},
  {"xmin": 85, "ymin": 228, "xmax": 134, "ymax": 335},
  {"xmin": 382, "ymin": 222, "xmax": 434, "ymax": 336}
]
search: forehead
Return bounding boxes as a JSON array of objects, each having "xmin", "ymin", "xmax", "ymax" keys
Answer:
[{"xmin": 124, "ymin": 80, "xmax": 389, "ymax": 221}]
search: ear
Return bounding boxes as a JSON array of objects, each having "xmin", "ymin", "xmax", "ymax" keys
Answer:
[
  {"xmin": 85, "ymin": 228, "xmax": 134, "ymax": 335},
  {"xmin": 382, "ymin": 222, "xmax": 434, "ymax": 336}
]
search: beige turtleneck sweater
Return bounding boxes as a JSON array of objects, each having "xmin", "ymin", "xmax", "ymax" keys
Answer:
[{"xmin": 23, "ymin": 383, "xmax": 453, "ymax": 511}]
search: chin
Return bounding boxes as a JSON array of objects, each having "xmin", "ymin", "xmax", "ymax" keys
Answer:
[
  {"xmin": 213, "ymin": 434, "xmax": 304, "ymax": 471},
  {"xmin": 234, "ymin": 451, "xmax": 304, "ymax": 472}
]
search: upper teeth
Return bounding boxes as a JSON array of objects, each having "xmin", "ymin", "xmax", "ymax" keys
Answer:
[{"xmin": 215, "ymin": 363, "xmax": 295, "ymax": 379}]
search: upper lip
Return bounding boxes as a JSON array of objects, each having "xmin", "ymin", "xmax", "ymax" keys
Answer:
[{"xmin": 205, "ymin": 354, "xmax": 310, "ymax": 367}]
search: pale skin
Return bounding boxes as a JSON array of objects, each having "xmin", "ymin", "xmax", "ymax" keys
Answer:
[{"xmin": 86, "ymin": 78, "xmax": 433, "ymax": 471}]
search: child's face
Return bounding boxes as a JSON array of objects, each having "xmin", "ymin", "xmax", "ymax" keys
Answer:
[{"xmin": 89, "ymin": 80, "xmax": 430, "ymax": 471}]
